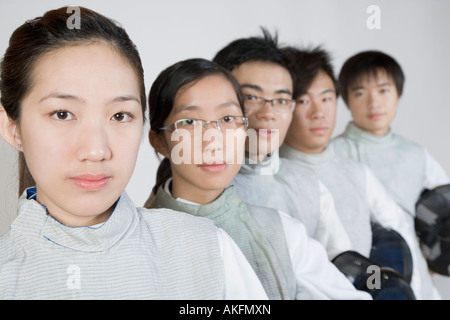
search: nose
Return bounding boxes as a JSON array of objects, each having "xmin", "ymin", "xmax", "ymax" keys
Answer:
[
  {"xmin": 202, "ymin": 120, "xmax": 221, "ymax": 131},
  {"xmin": 253, "ymin": 100, "xmax": 276, "ymax": 120},
  {"xmin": 311, "ymin": 100, "xmax": 325, "ymax": 119},
  {"xmin": 368, "ymin": 92, "xmax": 381, "ymax": 110},
  {"xmin": 76, "ymin": 120, "xmax": 111, "ymax": 162},
  {"xmin": 202, "ymin": 128, "xmax": 224, "ymax": 163}
]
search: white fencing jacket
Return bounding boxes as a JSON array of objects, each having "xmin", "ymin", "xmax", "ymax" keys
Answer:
[
  {"xmin": 279, "ymin": 143, "xmax": 440, "ymax": 299},
  {"xmin": 331, "ymin": 121, "xmax": 450, "ymax": 300},
  {"xmin": 233, "ymin": 150, "xmax": 352, "ymax": 260},
  {"xmin": 0, "ymin": 188, "xmax": 268, "ymax": 300},
  {"xmin": 148, "ymin": 180, "xmax": 371, "ymax": 300},
  {"xmin": 332, "ymin": 122, "xmax": 450, "ymax": 216}
]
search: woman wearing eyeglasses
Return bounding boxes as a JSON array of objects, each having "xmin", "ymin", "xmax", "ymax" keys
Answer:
[{"xmin": 144, "ymin": 57, "xmax": 371, "ymax": 300}]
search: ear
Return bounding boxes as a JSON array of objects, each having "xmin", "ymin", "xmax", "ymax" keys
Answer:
[
  {"xmin": 149, "ymin": 130, "xmax": 170, "ymax": 159},
  {"xmin": 0, "ymin": 107, "xmax": 22, "ymax": 151}
]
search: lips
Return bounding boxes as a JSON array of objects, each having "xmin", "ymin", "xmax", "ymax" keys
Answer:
[
  {"xmin": 198, "ymin": 163, "xmax": 228, "ymax": 173},
  {"xmin": 255, "ymin": 128, "xmax": 275, "ymax": 138},
  {"xmin": 310, "ymin": 126, "xmax": 328, "ymax": 135},
  {"xmin": 369, "ymin": 113, "xmax": 385, "ymax": 120},
  {"xmin": 71, "ymin": 174, "xmax": 111, "ymax": 190}
]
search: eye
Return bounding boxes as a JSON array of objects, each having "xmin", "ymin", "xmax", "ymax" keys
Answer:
[
  {"xmin": 112, "ymin": 112, "xmax": 133, "ymax": 122},
  {"xmin": 243, "ymin": 94, "xmax": 258, "ymax": 101},
  {"xmin": 51, "ymin": 110, "xmax": 74, "ymax": 121},
  {"xmin": 222, "ymin": 115, "xmax": 235, "ymax": 123},
  {"xmin": 180, "ymin": 119, "xmax": 197, "ymax": 126},
  {"xmin": 275, "ymin": 98, "xmax": 289, "ymax": 105},
  {"xmin": 296, "ymin": 97, "xmax": 309, "ymax": 105}
]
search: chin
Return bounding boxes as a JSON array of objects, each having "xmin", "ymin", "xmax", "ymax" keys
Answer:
[{"xmin": 200, "ymin": 180, "xmax": 230, "ymax": 193}]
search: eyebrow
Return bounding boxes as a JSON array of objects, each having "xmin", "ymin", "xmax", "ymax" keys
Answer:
[
  {"xmin": 39, "ymin": 91, "xmax": 140, "ymax": 104},
  {"xmin": 240, "ymin": 83, "xmax": 292, "ymax": 95},
  {"xmin": 39, "ymin": 92, "xmax": 86, "ymax": 103},
  {"xmin": 175, "ymin": 101, "xmax": 240, "ymax": 113},
  {"xmin": 307, "ymin": 88, "xmax": 335, "ymax": 95},
  {"xmin": 109, "ymin": 94, "xmax": 141, "ymax": 104},
  {"xmin": 351, "ymin": 82, "xmax": 392, "ymax": 91}
]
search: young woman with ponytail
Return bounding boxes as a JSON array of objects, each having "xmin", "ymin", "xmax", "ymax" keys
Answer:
[
  {"xmin": 0, "ymin": 6, "xmax": 267, "ymax": 300},
  {"xmin": 144, "ymin": 57, "xmax": 372, "ymax": 300}
]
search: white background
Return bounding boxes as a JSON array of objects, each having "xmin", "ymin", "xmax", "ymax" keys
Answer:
[{"xmin": 0, "ymin": 0, "xmax": 449, "ymax": 298}]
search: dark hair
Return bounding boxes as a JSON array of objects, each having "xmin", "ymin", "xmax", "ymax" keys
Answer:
[
  {"xmin": 0, "ymin": 6, "xmax": 146, "ymax": 196},
  {"xmin": 338, "ymin": 50, "xmax": 405, "ymax": 103},
  {"xmin": 149, "ymin": 58, "xmax": 244, "ymax": 195},
  {"xmin": 212, "ymin": 27, "xmax": 292, "ymax": 79},
  {"xmin": 281, "ymin": 46, "xmax": 338, "ymax": 100}
]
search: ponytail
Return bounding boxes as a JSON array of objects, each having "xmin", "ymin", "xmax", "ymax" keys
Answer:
[{"xmin": 152, "ymin": 157, "xmax": 172, "ymax": 196}]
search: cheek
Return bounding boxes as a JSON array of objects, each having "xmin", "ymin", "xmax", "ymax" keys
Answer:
[
  {"xmin": 287, "ymin": 112, "xmax": 306, "ymax": 137},
  {"xmin": 278, "ymin": 117, "xmax": 292, "ymax": 142},
  {"xmin": 165, "ymin": 131, "xmax": 197, "ymax": 164},
  {"xmin": 387, "ymin": 96, "xmax": 399, "ymax": 113},
  {"xmin": 19, "ymin": 121, "xmax": 69, "ymax": 181},
  {"xmin": 347, "ymin": 97, "xmax": 365, "ymax": 115},
  {"xmin": 349, "ymin": 104, "xmax": 366, "ymax": 122},
  {"xmin": 224, "ymin": 129, "xmax": 246, "ymax": 164}
]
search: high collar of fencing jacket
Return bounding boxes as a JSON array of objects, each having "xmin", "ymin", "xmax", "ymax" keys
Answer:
[
  {"xmin": 344, "ymin": 121, "xmax": 394, "ymax": 145},
  {"xmin": 239, "ymin": 149, "xmax": 281, "ymax": 176},
  {"xmin": 13, "ymin": 187, "xmax": 138, "ymax": 253},
  {"xmin": 150, "ymin": 181, "xmax": 293, "ymax": 300},
  {"xmin": 279, "ymin": 143, "xmax": 335, "ymax": 166},
  {"xmin": 156, "ymin": 182, "xmax": 243, "ymax": 220}
]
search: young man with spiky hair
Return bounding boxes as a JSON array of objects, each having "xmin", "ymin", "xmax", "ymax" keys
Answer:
[
  {"xmin": 212, "ymin": 29, "xmax": 372, "ymax": 300},
  {"xmin": 279, "ymin": 45, "xmax": 440, "ymax": 299},
  {"xmin": 213, "ymin": 29, "xmax": 351, "ymax": 259},
  {"xmin": 334, "ymin": 50, "xmax": 449, "ymax": 223}
]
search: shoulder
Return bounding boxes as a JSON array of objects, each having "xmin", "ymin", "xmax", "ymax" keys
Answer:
[
  {"xmin": 244, "ymin": 202, "xmax": 282, "ymax": 219},
  {"xmin": 330, "ymin": 134, "xmax": 358, "ymax": 156},
  {"xmin": 0, "ymin": 231, "xmax": 17, "ymax": 266},
  {"xmin": 279, "ymin": 158, "xmax": 320, "ymax": 184},
  {"xmin": 392, "ymin": 132, "xmax": 425, "ymax": 152},
  {"xmin": 137, "ymin": 206, "xmax": 216, "ymax": 229},
  {"xmin": 136, "ymin": 206, "xmax": 219, "ymax": 242},
  {"xmin": 337, "ymin": 154, "xmax": 366, "ymax": 173},
  {"xmin": 329, "ymin": 145, "xmax": 367, "ymax": 172},
  {"xmin": 278, "ymin": 210, "xmax": 307, "ymax": 232}
]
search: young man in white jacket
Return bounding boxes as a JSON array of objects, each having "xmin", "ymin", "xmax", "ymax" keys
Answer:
[{"xmin": 280, "ymin": 46, "xmax": 441, "ymax": 300}]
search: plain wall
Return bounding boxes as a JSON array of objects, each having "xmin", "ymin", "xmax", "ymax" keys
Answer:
[{"xmin": 0, "ymin": 0, "xmax": 449, "ymax": 298}]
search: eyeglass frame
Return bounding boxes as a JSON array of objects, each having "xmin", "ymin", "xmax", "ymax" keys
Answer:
[
  {"xmin": 159, "ymin": 115, "xmax": 249, "ymax": 132},
  {"xmin": 243, "ymin": 94, "xmax": 296, "ymax": 113}
]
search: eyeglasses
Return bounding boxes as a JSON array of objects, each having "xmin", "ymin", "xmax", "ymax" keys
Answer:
[
  {"xmin": 160, "ymin": 115, "xmax": 248, "ymax": 132},
  {"xmin": 243, "ymin": 94, "xmax": 295, "ymax": 113}
]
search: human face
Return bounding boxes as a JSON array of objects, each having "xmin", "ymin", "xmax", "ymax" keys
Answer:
[
  {"xmin": 157, "ymin": 74, "xmax": 246, "ymax": 204},
  {"xmin": 285, "ymin": 71, "xmax": 337, "ymax": 154},
  {"xmin": 231, "ymin": 61, "xmax": 293, "ymax": 161},
  {"xmin": 346, "ymin": 70, "xmax": 400, "ymax": 136},
  {"xmin": 17, "ymin": 43, "xmax": 143, "ymax": 226}
]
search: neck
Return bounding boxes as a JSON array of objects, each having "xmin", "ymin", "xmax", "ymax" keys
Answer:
[
  {"xmin": 354, "ymin": 122, "xmax": 390, "ymax": 136},
  {"xmin": 285, "ymin": 141, "xmax": 326, "ymax": 154},
  {"xmin": 245, "ymin": 150, "xmax": 271, "ymax": 163},
  {"xmin": 170, "ymin": 175, "xmax": 224, "ymax": 205},
  {"xmin": 38, "ymin": 197, "xmax": 113, "ymax": 227}
]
